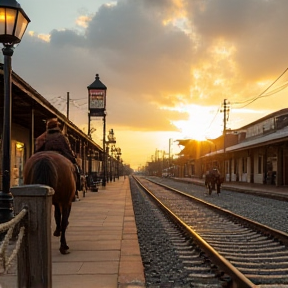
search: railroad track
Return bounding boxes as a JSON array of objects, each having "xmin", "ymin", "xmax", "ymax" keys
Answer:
[
  {"xmin": 133, "ymin": 176, "xmax": 288, "ymax": 287},
  {"xmin": 148, "ymin": 176, "xmax": 288, "ymax": 235}
]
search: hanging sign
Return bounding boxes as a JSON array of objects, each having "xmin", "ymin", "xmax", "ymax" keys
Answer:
[{"xmin": 89, "ymin": 89, "xmax": 106, "ymax": 116}]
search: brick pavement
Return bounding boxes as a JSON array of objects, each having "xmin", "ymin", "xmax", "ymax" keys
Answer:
[{"xmin": 0, "ymin": 176, "xmax": 145, "ymax": 288}]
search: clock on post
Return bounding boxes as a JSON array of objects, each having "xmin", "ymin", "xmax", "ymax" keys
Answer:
[{"xmin": 87, "ymin": 74, "xmax": 107, "ymax": 116}]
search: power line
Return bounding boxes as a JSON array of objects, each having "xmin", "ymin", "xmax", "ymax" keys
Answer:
[
  {"xmin": 206, "ymin": 105, "xmax": 221, "ymax": 131},
  {"xmin": 71, "ymin": 97, "xmax": 86, "ymax": 101},
  {"xmin": 232, "ymin": 67, "xmax": 288, "ymax": 108},
  {"xmin": 50, "ymin": 96, "xmax": 87, "ymax": 103}
]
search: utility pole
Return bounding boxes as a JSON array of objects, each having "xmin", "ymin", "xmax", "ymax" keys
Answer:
[
  {"xmin": 67, "ymin": 92, "xmax": 70, "ymax": 120},
  {"xmin": 223, "ymin": 99, "xmax": 227, "ymax": 153},
  {"xmin": 168, "ymin": 138, "xmax": 172, "ymax": 168},
  {"xmin": 221, "ymin": 99, "xmax": 230, "ymax": 178},
  {"xmin": 221, "ymin": 99, "xmax": 230, "ymax": 154}
]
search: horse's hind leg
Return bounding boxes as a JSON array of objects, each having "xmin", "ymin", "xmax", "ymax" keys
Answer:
[
  {"xmin": 53, "ymin": 204, "xmax": 61, "ymax": 237},
  {"xmin": 59, "ymin": 205, "xmax": 71, "ymax": 255},
  {"xmin": 208, "ymin": 183, "xmax": 212, "ymax": 195},
  {"xmin": 217, "ymin": 184, "xmax": 221, "ymax": 195}
]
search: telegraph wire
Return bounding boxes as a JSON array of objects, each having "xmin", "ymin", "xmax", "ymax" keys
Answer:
[
  {"xmin": 48, "ymin": 94, "xmax": 104, "ymax": 143},
  {"xmin": 231, "ymin": 67, "xmax": 288, "ymax": 108},
  {"xmin": 206, "ymin": 106, "xmax": 221, "ymax": 131},
  {"xmin": 202, "ymin": 105, "xmax": 223, "ymax": 139},
  {"xmin": 70, "ymin": 97, "xmax": 86, "ymax": 101},
  {"xmin": 50, "ymin": 95, "xmax": 88, "ymax": 111},
  {"xmin": 188, "ymin": 68, "xmax": 288, "ymax": 139}
]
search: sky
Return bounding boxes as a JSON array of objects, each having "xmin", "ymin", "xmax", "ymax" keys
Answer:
[{"xmin": 7, "ymin": 0, "xmax": 288, "ymax": 170}]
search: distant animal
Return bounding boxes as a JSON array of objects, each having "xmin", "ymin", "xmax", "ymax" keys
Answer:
[
  {"xmin": 23, "ymin": 151, "xmax": 76, "ymax": 254},
  {"xmin": 204, "ymin": 168, "xmax": 224, "ymax": 195},
  {"xmin": 79, "ymin": 172, "xmax": 87, "ymax": 197}
]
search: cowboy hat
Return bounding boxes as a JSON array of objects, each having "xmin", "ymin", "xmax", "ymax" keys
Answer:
[{"xmin": 46, "ymin": 118, "xmax": 62, "ymax": 130}]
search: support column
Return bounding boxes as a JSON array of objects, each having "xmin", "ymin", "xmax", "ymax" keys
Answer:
[{"xmin": 102, "ymin": 115, "xmax": 106, "ymax": 186}]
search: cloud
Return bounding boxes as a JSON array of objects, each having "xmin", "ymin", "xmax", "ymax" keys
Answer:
[
  {"xmin": 8, "ymin": 0, "xmax": 288, "ymax": 169},
  {"xmin": 49, "ymin": 29, "xmax": 86, "ymax": 47},
  {"xmin": 85, "ymin": 0, "xmax": 193, "ymax": 98},
  {"xmin": 14, "ymin": 0, "xmax": 194, "ymax": 134},
  {"xmin": 186, "ymin": 0, "xmax": 288, "ymax": 85},
  {"xmin": 12, "ymin": 0, "xmax": 288, "ymax": 138},
  {"xmin": 76, "ymin": 15, "xmax": 92, "ymax": 28}
]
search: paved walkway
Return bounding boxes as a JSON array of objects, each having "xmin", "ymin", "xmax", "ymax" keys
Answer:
[{"xmin": 0, "ymin": 176, "xmax": 145, "ymax": 288}]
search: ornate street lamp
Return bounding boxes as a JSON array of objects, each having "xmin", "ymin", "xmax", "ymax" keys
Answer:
[
  {"xmin": 116, "ymin": 147, "xmax": 122, "ymax": 179},
  {"xmin": 0, "ymin": 0, "xmax": 30, "ymax": 223},
  {"xmin": 107, "ymin": 128, "xmax": 116, "ymax": 143},
  {"xmin": 106, "ymin": 129, "xmax": 116, "ymax": 182},
  {"xmin": 87, "ymin": 74, "xmax": 107, "ymax": 186},
  {"xmin": 110, "ymin": 145, "xmax": 117, "ymax": 182}
]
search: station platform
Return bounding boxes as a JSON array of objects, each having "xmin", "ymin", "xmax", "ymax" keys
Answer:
[{"xmin": 0, "ymin": 176, "xmax": 145, "ymax": 288}]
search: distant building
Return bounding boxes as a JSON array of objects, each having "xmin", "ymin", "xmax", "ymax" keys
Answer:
[{"xmin": 176, "ymin": 108, "xmax": 288, "ymax": 186}]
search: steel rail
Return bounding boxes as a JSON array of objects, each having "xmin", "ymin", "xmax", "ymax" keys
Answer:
[
  {"xmin": 133, "ymin": 175, "xmax": 255, "ymax": 288},
  {"xmin": 147, "ymin": 176, "xmax": 288, "ymax": 246},
  {"xmin": 147, "ymin": 176, "xmax": 288, "ymax": 245}
]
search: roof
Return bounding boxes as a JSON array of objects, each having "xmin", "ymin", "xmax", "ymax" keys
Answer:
[
  {"xmin": 236, "ymin": 108, "xmax": 288, "ymax": 130},
  {"xmin": 87, "ymin": 74, "xmax": 107, "ymax": 90},
  {"xmin": 0, "ymin": 65, "xmax": 102, "ymax": 151},
  {"xmin": 226, "ymin": 126, "xmax": 288, "ymax": 152},
  {"xmin": 202, "ymin": 126, "xmax": 288, "ymax": 157}
]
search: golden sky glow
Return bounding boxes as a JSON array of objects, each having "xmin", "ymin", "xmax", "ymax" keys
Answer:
[{"xmin": 12, "ymin": 0, "xmax": 288, "ymax": 169}]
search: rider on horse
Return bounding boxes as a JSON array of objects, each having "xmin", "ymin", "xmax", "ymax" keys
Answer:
[
  {"xmin": 35, "ymin": 118, "xmax": 81, "ymax": 196},
  {"xmin": 205, "ymin": 167, "xmax": 223, "ymax": 195}
]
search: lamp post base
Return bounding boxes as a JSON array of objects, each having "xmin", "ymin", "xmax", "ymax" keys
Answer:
[
  {"xmin": 0, "ymin": 191, "xmax": 14, "ymax": 223},
  {"xmin": 102, "ymin": 177, "xmax": 106, "ymax": 187}
]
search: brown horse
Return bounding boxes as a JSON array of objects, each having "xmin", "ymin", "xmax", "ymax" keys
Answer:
[
  {"xmin": 23, "ymin": 151, "xmax": 76, "ymax": 254},
  {"xmin": 204, "ymin": 168, "xmax": 224, "ymax": 195}
]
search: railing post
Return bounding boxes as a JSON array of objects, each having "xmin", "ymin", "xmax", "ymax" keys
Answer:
[{"xmin": 11, "ymin": 185, "xmax": 54, "ymax": 288}]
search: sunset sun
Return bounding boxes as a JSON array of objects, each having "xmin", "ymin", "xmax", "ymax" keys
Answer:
[{"xmin": 172, "ymin": 105, "xmax": 223, "ymax": 140}]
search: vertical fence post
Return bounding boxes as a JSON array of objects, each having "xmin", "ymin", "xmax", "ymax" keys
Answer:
[{"xmin": 11, "ymin": 185, "xmax": 54, "ymax": 288}]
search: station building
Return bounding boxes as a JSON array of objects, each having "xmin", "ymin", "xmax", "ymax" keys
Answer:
[
  {"xmin": 176, "ymin": 108, "xmax": 288, "ymax": 187},
  {"xmin": 0, "ymin": 64, "xmax": 104, "ymax": 189}
]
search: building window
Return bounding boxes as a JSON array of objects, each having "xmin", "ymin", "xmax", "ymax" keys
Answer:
[{"xmin": 258, "ymin": 156, "xmax": 262, "ymax": 174}]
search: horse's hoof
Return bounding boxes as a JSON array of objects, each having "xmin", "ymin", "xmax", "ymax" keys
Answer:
[
  {"xmin": 59, "ymin": 247, "xmax": 70, "ymax": 255},
  {"xmin": 53, "ymin": 228, "xmax": 61, "ymax": 237},
  {"xmin": 60, "ymin": 244, "xmax": 70, "ymax": 254}
]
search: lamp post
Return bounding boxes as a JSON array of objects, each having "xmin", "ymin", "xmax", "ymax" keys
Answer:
[
  {"xmin": 109, "ymin": 146, "xmax": 114, "ymax": 182},
  {"xmin": 87, "ymin": 74, "xmax": 107, "ymax": 186},
  {"xmin": 0, "ymin": 0, "xmax": 30, "ymax": 223},
  {"xmin": 110, "ymin": 145, "xmax": 117, "ymax": 181},
  {"xmin": 105, "ymin": 146, "xmax": 109, "ymax": 183},
  {"xmin": 106, "ymin": 129, "xmax": 116, "ymax": 182},
  {"xmin": 116, "ymin": 148, "xmax": 122, "ymax": 179}
]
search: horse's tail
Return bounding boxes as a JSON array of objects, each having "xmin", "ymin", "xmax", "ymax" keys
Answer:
[{"xmin": 24, "ymin": 157, "xmax": 58, "ymax": 190}]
